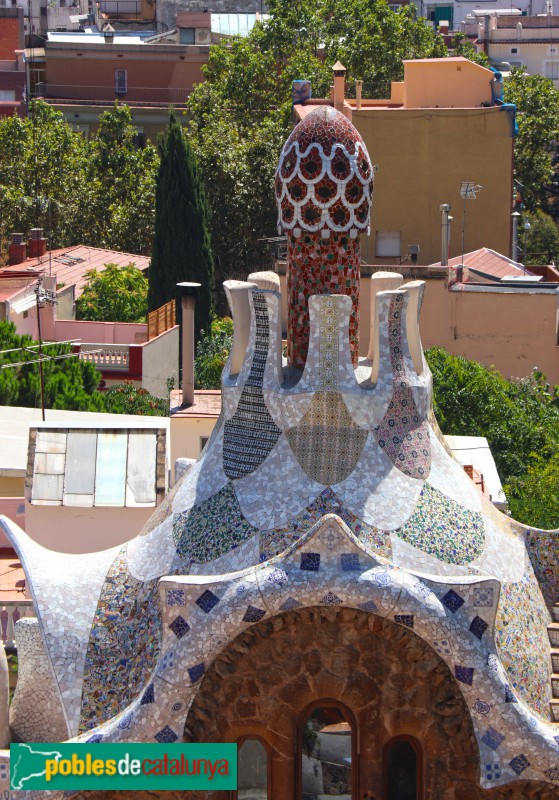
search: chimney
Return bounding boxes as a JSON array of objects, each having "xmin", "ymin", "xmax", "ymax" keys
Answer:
[
  {"xmin": 332, "ymin": 61, "xmax": 346, "ymax": 112},
  {"xmin": 28, "ymin": 228, "xmax": 46, "ymax": 259},
  {"xmin": 355, "ymin": 79, "xmax": 363, "ymax": 110},
  {"xmin": 103, "ymin": 22, "xmax": 115, "ymax": 42},
  {"xmin": 483, "ymin": 15, "xmax": 490, "ymax": 53},
  {"xmin": 511, "ymin": 212, "xmax": 520, "ymax": 262},
  {"xmin": 177, "ymin": 282, "xmax": 201, "ymax": 407},
  {"xmin": 8, "ymin": 233, "xmax": 27, "ymax": 266},
  {"xmin": 439, "ymin": 204, "xmax": 452, "ymax": 266}
]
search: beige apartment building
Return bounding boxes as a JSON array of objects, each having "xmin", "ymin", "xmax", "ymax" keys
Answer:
[{"xmin": 296, "ymin": 58, "xmax": 514, "ymax": 266}]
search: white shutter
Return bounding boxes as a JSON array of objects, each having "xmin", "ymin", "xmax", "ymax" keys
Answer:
[{"xmin": 375, "ymin": 231, "xmax": 401, "ymax": 258}]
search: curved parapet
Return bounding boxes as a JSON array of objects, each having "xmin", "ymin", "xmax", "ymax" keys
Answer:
[
  {"xmin": 10, "ymin": 618, "xmax": 68, "ymax": 743},
  {"xmin": 0, "ymin": 515, "xmax": 120, "ymax": 739},
  {"xmin": 222, "ymin": 280, "xmax": 257, "ymax": 380}
]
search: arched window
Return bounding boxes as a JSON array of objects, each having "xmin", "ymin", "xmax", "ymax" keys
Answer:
[
  {"xmin": 233, "ymin": 736, "xmax": 270, "ymax": 800},
  {"xmin": 297, "ymin": 700, "xmax": 358, "ymax": 799},
  {"xmin": 383, "ymin": 736, "xmax": 422, "ymax": 800}
]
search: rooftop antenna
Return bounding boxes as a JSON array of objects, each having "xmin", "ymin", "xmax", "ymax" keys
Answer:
[{"xmin": 459, "ymin": 182, "xmax": 483, "ymax": 268}]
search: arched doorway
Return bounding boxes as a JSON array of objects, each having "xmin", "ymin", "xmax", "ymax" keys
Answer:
[
  {"xmin": 185, "ymin": 607, "xmax": 481, "ymax": 800},
  {"xmin": 298, "ymin": 700, "xmax": 357, "ymax": 799}
]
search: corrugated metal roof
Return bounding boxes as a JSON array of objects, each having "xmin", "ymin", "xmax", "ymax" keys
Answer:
[{"xmin": 0, "ymin": 245, "xmax": 150, "ymax": 298}]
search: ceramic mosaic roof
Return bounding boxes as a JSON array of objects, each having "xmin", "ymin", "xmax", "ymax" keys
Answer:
[{"xmin": 0, "ymin": 102, "xmax": 557, "ymax": 800}]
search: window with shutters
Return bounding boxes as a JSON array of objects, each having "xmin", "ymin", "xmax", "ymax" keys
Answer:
[
  {"xmin": 115, "ymin": 69, "xmax": 127, "ymax": 94},
  {"xmin": 375, "ymin": 231, "xmax": 401, "ymax": 258}
]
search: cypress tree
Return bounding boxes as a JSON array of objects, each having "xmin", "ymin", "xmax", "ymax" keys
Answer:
[{"xmin": 148, "ymin": 110, "xmax": 214, "ymax": 342}]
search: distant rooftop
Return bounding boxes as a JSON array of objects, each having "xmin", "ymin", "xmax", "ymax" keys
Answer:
[
  {"xmin": 170, "ymin": 389, "xmax": 221, "ymax": 419},
  {"xmin": 1, "ymin": 245, "xmax": 150, "ymax": 298},
  {"xmin": 430, "ymin": 247, "xmax": 538, "ymax": 282}
]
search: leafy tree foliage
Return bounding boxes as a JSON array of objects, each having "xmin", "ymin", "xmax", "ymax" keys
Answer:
[
  {"xmin": 194, "ymin": 316, "xmax": 233, "ymax": 389},
  {"xmin": 188, "ymin": 0, "xmax": 446, "ymax": 282},
  {"xmin": 85, "ymin": 104, "xmax": 158, "ymax": 254},
  {"xmin": 523, "ymin": 210, "xmax": 559, "ymax": 265},
  {"xmin": 0, "ymin": 320, "xmax": 104, "ymax": 411},
  {"xmin": 426, "ymin": 347, "xmax": 559, "ymax": 528},
  {"xmin": 148, "ymin": 110, "xmax": 214, "ymax": 341},
  {"xmin": 75, "ymin": 263, "xmax": 148, "ymax": 322},
  {"xmin": 451, "ymin": 33, "xmax": 489, "ymax": 66},
  {"xmin": 504, "ymin": 69, "xmax": 559, "ymax": 213},
  {"xmin": 102, "ymin": 382, "xmax": 168, "ymax": 416},
  {"xmin": 0, "ymin": 101, "xmax": 158, "ymax": 261},
  {"xmin": 0, "ymin": 100, "xmax": 89, "ymax": 252}
]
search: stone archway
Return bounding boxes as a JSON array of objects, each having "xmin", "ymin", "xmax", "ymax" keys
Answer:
[
  {"xmin": 185, "ymin": 606, "xmax": 480, "ymax": 800},
  {"xmin": 76, "ymin": 606, "xmax": 559, "ymax": 800}
]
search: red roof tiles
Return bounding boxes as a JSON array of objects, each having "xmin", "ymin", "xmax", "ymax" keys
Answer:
[{"xmin": 1, "ymin": 245, "xmax": 150, "ymax": 298}]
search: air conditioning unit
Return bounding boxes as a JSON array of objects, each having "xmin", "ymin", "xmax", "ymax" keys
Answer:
[{"xmin": 408, "ymin": 244, "xmax": 420, "ymax": 256}]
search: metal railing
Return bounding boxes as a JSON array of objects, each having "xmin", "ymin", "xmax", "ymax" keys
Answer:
[
  {"xmin": 0, "ymin": 601, "xmax": 34, "ymax": 647},
  {"xmin": 79, "ymin": 343, "xmax": 130, "ymax": 371},
  {"xmin": 34, "ymin": 82, "xmax": 190, "ymax": 105}
]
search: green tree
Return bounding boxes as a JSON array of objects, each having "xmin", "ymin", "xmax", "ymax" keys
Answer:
[
  {"xmin": 194, "ymin": 316, "xmax": 233, "ymax": 389},
  {"xmin": 86, "ymin": 103, "xmax": 159, "ymax": 254},
  {"xmin": 451, "ymin": 33, "xmax": 489, "ymax": 66},
  {"xmin": 523, "ymin": 210, "xmax": 559, "ymax": 265},
  {"xmin": 148, "ymin": 110, "xmax": 214, "ymax": 341},
  {"xmin": 426, "ymin": 346, "xmax": 559, "ymax": 527},
  {"xmin": 102, "ymin": 382, "xmax": 169, "ymax": 416},
  {"xmin": 75, "ymin": 263, "xmax": 148, "ymax": 322},
  {"xmin": 0, "ymin": 320, "xmax": 105, "ymax": 411},
  {"xmin": 0, "ymin": 100, "xmax": 90, "ymax": 257},
  {"xmin": 0, "ymin": 101, "xmax": 159, "ymax": 261},
  {"xmin": 504, "ymin": 69, "xmax": 559, "ymax": 212},
  {"xmin": 505, "ymin": 456, "xmax": 559, "ymax": 529}
]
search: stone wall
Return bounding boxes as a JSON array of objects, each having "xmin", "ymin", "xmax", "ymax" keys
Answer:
[
  {"xmin": 183, "ymin": 607, "xmax": 557, "ymax": 800},
  {"xmin": 79, "ymin": 607, "xmax": 558, "ymax": 800}
]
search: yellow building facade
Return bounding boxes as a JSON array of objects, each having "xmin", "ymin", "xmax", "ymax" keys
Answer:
[{"xmin": 298, "ymin": 58, "xmax": 515, "ymax": 266}]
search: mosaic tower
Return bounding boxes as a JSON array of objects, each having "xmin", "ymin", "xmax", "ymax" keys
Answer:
[{"xmin": 275, "ymin": 106, "xmax": 373, "ymax": 367}]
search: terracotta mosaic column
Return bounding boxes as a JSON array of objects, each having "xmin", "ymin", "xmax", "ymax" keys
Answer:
[{"xmin": 275, "ymin": 104, "xmax": 373, "ymax": 368}]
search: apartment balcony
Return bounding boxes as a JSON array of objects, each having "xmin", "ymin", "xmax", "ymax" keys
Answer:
[
  {"xmin": 34, "ymin": 82, "xmax": 190, "ymax": 107},
  {"xmin": 79, "ymin": 343, "xmax": 131, "ymax": 371},
  {"xmin": 62, "ymin": 320, "xmax": 179, "ymax": 399}
]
